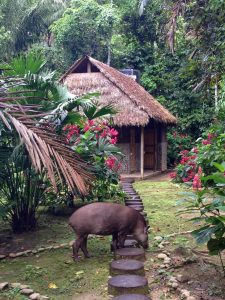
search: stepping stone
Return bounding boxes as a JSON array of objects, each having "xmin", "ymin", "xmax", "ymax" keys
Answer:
[
  {"xmin": 125, "ymin": 204, "xmax": 143, "ymax": 208},
  {"xmin": 124, "ymin": 239, "xmax": 138, "ymax": 248},
  {"xmin": 126, "ymin": 196, "xmax": 141, "ymax": 201},
  {"xmin": 124, "ymin": 193, "xmax": 136, "ymax": 196},
  {"xmin": 125, "ymin": 201, "xmax": 143, "ymax": 205},
  {"xmin": 127, "ymin": 204, "xmax": 144, "ymax": 209},
  {"xmin": 114, "ymin": 248, "xmax": 145, "ymax": 261},
  {"xmin": 112, "ymin": 294, "xmax": 151, "ymax": 300},
  {"xmin": 111, "ymin": 239, "xmax": 137, "ymax": 251},
  {"xmin": 108, "ymin": 275, "xmax": 148, "ymax": 296},
  {"xmin": 110, "ymin": 259, "xmax": 145, "ymax": 276},
  {"xmin": 121, "ymin": 185, "xmax": 133, "ymax": 188}
]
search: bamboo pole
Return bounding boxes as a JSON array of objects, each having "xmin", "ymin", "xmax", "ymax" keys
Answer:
[{"xmin": 140, "ymin": 127, "xmax": 144, "ymax": 179}]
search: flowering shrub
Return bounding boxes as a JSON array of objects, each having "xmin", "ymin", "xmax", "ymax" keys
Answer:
[
  {"xmin": 171, "ymin": 149, "xmax": 197, "ymax": 183},
  {"xmin": 167, "ymin": 130, "xmax": 194, "ymax": 166},
  {"xmin": 171, "ymin": 122, "xmax": 225, "ymax": 188},
  {"xmin": 63, "ymin": 119, "xmax": 124, "ymax": 201},
  {"xmin": 180, "ymin": 163, "xmax": 225, "ymax": 275},
  {"xmin": 176, "ymin": 118, "xmax": 225, "ymax": 272}
]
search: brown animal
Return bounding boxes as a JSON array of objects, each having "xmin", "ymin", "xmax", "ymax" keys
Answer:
[{"xmin": 69, "ymin": 202, "xmax": 148, "ymax": 259}]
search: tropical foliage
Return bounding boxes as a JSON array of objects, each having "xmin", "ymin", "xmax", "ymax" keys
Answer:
[
  {"xmin": 174, "ymin": 111, "xmax": 225, "ymax": 273},
  {"xmin": 0, "ymin": 53, "xmax": 93, "ymax": 231},
  {"xmin": 63, "ymin": 117, "xmax": 124, "ymax": 202}
]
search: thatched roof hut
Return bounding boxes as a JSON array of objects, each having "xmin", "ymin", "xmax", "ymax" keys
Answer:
[
  {"xmin": 61, "ymin": 56, "xmax": 176, "ymax": 178},
  {"xmin": 60, "ymin": 56, "xmax": 176, "ymax": 127}
]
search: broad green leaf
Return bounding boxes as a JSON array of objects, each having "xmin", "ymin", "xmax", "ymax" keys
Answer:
[{"xmin": 207, "ymin": 237, "xmax": 225, "ymax": 255}]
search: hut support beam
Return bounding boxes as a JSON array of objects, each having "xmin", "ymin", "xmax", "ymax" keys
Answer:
[{"xmin": 140, "ymin": 127, "xmax": 144, "ymax": 179}]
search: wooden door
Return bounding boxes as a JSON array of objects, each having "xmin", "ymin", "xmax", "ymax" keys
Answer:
[{"xmin": 144, "ymin": 129, "xmax": 155, "ymax": 169}]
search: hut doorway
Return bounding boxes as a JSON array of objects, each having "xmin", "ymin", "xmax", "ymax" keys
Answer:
[{"xmin": 144, "ymin": 129, "xmax": 155, "ymax": 170}]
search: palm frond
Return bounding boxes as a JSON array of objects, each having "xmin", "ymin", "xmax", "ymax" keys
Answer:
[{"xmin": 0, "ymin": 75, "xmax": 93, "ymax": 195}]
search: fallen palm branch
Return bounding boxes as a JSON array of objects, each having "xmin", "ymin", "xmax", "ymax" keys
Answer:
[{"xmin": 0, "ymin": 75, "xmax": 94, "ymax": 195}]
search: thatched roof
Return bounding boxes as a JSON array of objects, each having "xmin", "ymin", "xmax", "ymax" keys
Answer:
[{"xmin": 60, "ymin": 56, "xmax": 177, "ymax": 126}]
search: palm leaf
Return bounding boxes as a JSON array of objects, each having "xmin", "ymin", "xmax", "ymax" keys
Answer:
[{"xmin": 0, "ymin": 75, "xmax": 93, "ymax": 195}]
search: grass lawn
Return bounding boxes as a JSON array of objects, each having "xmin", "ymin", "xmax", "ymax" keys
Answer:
[{"xmin": 0, "ymin": 180, "xmax": 224, "ymax": 299}]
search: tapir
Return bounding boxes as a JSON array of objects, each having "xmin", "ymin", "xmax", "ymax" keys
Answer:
[{"xmin": 69, "ymin": 202, "xmax": 149, "ymax": 259}]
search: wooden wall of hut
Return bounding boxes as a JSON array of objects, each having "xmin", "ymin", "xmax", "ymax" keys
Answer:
[{"xmin": 116, "ymin": 121, "xmax": 167, "ymax": 174}]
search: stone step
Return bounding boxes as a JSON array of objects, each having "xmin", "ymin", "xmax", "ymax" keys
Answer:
[
  {"xmin": 125, "ymin": 191, "xmax": 138, "ymax": 197},
  {"xmin": 125, "ymin": 196, "xmax": 141, "ymax": 201},
  {"xmin": 112, "ymin": 294, "xmax": 151, "ymax": 300},
  {"xmin": 121, "ymin": 185, "xmax": 133, "ymax": 189},
  {"xmin": 108, "ymin": 275, "xmax": 148, "ymax": 296},
  {"xmin": 124, "ymin": 239, "xmax": 138, "ymax": 248},
  {"xmin": 125, "ymin": 201, "xmax": 143, "ymax": 205},
  {"xmin": 114, "ymin": 248, "xmax": 145, "ymax": 262},
  {"xmin": 110, "ymin": 259, "xmax": 144, "ymax": 276},
  {"xmin": 126, "ymin": 204, "xmax": 144, "ymax": 209},
  {"xmin": 110, "ymin": 239, "xmax": 138, "ymax": 251}
]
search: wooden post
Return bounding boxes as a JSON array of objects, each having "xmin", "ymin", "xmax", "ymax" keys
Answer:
[
  {"xmin": 154, "ymin": 123, "xmax": 158, "ymax": 171},
  {"xmin": 130, "ymin": 128, "xmax": 136, "ymax": 172},
  {"xmin": 87, "ymin": 61, "xmax": 91, "ymax": 73},
  {"xmin": 140, "ymin": 127, "xmax": 144, "ymax": 179}
]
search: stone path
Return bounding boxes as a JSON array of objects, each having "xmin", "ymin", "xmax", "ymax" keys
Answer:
[{"xmin": 108, "ymin": 179, "xmax": 151, "ymax": 299}]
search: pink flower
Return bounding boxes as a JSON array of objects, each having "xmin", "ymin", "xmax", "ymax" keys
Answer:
[
  {"xmin": 84, "ymin": 125, "xmax": 90, "ymax": 132},
  {"xmin": 105, "ymin": 157, "xmax": 116, "ymax": 169},
  {"xmin": 101, "ymin": 130, "xmax": 108, "ymax": 138},
  {"xmin": 94, "ymin": 126, "xmax": 102, "ymax": 131},
  {"xmin": 109, "ymin": 128, "xmax": 119, "ymax": 137},
  {"xmin": 192, "ymin": 147, "xmax": 199, "ymax": 153},
  {"xmin": 170, "ymin": 172, "xmax": 177, "ymax": 179},
  {"xmin": 88, "ymin": 120, "xmax": 95, "ymax": 126},
  {"xmin": 193, "ymin": 174, "xmax": 202, "ymax": 190},
  {"xmin": 198, "ymin": 166, "xmax": 203, "ymax": 175},
  {"xmin": 182, "ymin": 178, "xmax": 189, "ymax": 182},
  {"xmin": 110, "ymin": 137, "xmax": 118, "ymax": 144},
  {"xmin": 202, "ymin": 139, "xmax": 211, "ymax": 145}
]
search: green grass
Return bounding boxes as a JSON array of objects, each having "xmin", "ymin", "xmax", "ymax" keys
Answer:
[
  {"xmin": 0, "ymin": 238, "xmax": 111, "ymax": 299},
  {"xmin": 134, "ymin": 180, "xmax": 197, "ymax": 247}
]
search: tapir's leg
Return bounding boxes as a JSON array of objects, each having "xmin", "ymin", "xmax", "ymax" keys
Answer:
[
  {"xmin": 118, "ymin": 232, "xmax": 128, "ymax": 248},
  {"xmin": 112, "ymin": 233, "xmax": 118, "ymax": 250},
  {"xmin": 72, "ymin": 235, "xmax": 83, "ymax": 260},
  {"xmin": 80, "ymin": 235, "xmax": 90, "ymax": 258}
]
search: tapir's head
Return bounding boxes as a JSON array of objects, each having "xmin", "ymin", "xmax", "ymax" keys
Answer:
[{"xmin": 134, "ymin": 215, "xmax": 149, "ymax": 249}]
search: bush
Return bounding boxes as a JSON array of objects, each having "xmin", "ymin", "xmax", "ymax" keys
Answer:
[
  {"xmin": 63, "ymin": 119, "xmax": 125, "ymax": 202},
  {"xmin": 171, "ymin": 120, "xmax": 225, "ymax": 185},
  {"xmin": 167, "ymin": 130, "xmax": 194, "ymax": 167},
  {"xmin": 176, "ymin": 115, "xmax": 225, "ymax": 275}
]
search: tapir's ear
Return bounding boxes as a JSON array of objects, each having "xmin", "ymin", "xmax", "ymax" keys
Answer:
[{"xmin": 147, "ymin": 225, "xmax": 150, "ymax": 232}]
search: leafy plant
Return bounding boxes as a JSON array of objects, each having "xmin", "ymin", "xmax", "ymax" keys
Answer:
[
  {"xmin": 63, "ymin": 118, "xmax": 125, "ymax": 202},
  {"xmin": 0, "ymin": 53, "xmax": 93, "ymax": 232},
  {"xmin": 179, "ymin": 163, "xmax": 225, "ymax": 276}
]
